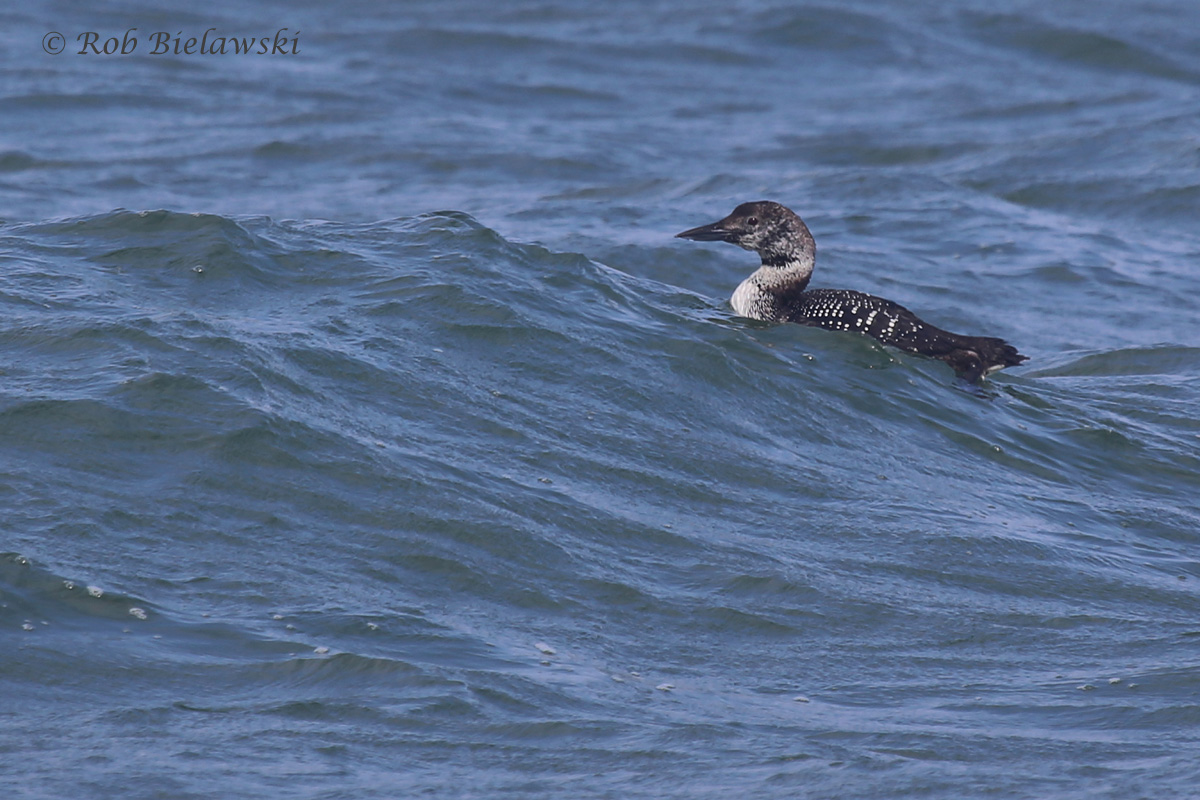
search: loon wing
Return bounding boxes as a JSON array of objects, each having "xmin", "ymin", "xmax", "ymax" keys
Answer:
[
  {"xmin": 785, "ymin": 289, "xmax": 950, "ymax": 350},
  {"xmin": 787, "ymin": 289, "xmax": 1026, "ymax": 381}
]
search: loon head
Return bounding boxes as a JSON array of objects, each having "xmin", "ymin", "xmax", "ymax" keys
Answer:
[{"xmin": 676, "ymin": 201, "xmax": 815, "ymax": 267}]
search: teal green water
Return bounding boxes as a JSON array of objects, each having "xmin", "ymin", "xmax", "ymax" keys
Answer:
[{"xmin": 3, "ymin": 1, "xmax": 1200, "ymax": 798}]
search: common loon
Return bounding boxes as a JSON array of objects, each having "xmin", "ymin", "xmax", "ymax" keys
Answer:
[{"xmin": 676, "ymin": 201, "xmax": 1027, "ymax": 381}]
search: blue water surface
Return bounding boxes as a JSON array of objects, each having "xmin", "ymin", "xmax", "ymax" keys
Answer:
[{"xmin": 2, "ymin": 1, "xmax": 1200, "ymax": 798}]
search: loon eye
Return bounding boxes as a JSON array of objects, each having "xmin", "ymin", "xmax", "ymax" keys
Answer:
[{"xmin": 746, "ymin": 217, "xmax": 759, "ymax": 227}]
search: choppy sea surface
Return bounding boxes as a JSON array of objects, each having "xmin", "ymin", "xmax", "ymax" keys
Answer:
[{"xmin": 3, "ymin": 1, "xmax": 1200, "ymax": 797}]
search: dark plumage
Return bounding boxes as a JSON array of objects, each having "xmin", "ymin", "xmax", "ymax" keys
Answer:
[{"xmin": 676, "ymin": 201, "xmax": 1027, "ymax": 381}]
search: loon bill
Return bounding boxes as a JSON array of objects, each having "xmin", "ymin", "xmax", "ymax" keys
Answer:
[{"xmin": 676, "ymin": 201, "xmax": 1028, "ymax": 382}]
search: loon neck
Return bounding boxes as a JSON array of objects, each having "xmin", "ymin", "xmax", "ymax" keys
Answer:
[
  {"xmin": 756, "ymin": 254, "xmax": 814, "ymax": 290},
  {"xmin": 730, "ymin": 255, "xmax": 815, "ymax": 320}
]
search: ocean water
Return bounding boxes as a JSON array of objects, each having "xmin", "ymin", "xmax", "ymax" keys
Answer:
[{"xmin": 3, "ymin": 1, "xmax": 1200, "ymax": 798}]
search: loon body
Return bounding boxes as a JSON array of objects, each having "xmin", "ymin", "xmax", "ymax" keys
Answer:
[{"xmin": 676, "ymin": 201, "xmax": 1027, "ymax": 381}]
